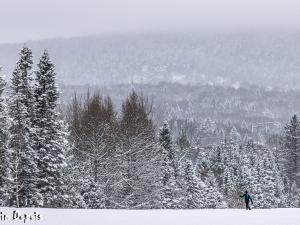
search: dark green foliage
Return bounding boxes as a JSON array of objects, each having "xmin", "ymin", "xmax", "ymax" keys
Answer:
[
  {"xmin": 8, "ymin": 46, "xmax": 41, "ymax": 207},
  {"xmin": 0, "ymin": 69, "xmax": 10, "ymax": 206},
  {"xmin": 34, "ymin": 50, "xmax": 67, "ymax": 207}
]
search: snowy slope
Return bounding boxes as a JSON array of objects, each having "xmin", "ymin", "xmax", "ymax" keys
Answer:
[{"xmin": 0, "ymin": 208, "xmax": 299, "ymax": 225}]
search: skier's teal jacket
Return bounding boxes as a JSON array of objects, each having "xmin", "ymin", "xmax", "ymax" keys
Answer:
[{"xmin": 240, "ymin": 193, "xmax": 253, "ymax": 204}]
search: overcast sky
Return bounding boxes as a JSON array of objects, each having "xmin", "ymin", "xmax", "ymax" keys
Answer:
[{"xmin": 0, "ymin": 0, "xmax": 300, "ymax": 43}]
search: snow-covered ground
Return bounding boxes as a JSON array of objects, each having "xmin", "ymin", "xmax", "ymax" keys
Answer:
[{"xmin": 0, "ymin": 208, "xmax": 299, "ymax": 225}]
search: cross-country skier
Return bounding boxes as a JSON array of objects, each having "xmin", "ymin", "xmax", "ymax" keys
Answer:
[{"xmin": 240, "ymin": 190, "xmax": 253, "ymax": 210}]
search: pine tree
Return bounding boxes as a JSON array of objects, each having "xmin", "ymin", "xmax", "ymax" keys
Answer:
[
  {"xmin": 290, "ymin": 182, "xmax": 300, "ymax": 207},
  {"xmin": 12, "ymin": 47, "xmax": 35, "ymax": 119},
  {"xmin": 184, "ymin": 160, "xmax": 223, "ymax": 209},
  {"xmin": 82, "ymin": 179, "xmax": 105, "ymax": 209},
  {"xmin": 160, "ymin": 159, "xmax": 178, "ymax": 208},
  {"xmin": 229, "ymin": 126, "xmax": 241, "ymax": 143},
  {"xmin": 159, "ymin": 121, "xmax": 180, "ymax": 208},
  {"xmin": 159, "ymin": 122, "xmax": 180, "ymax": 180},
  {"xmin": 62, "ymin": 148, "xmax": 86, "ymax": 208},
  {"xmin": 205, "ymin": 170, "xmax": 227, "ymax": 208},
  {"xmin": 248, "ymin": 143, "xmax": 284, "ymax": 208},
  {"xmin": 159, "ymin": 122, "xmax": 172, "ymax": 152},
  {"xmin": 34, "ymin": 50, "xmax": 67, "ymax": 207},
  {"xmin": 238, "ymin": 145, "xmax": 255, "ymax": 195},
  {"xmin": 222, "ymin": 167, "xmax": 236, "ymax": 201},
  {"xmin": 0, "ymin": 68, "xmax": 10, "ymax": 206},
  {"xmin": 259, "ymin": 157, "xmax": 278, "ymax": 208},
  {"xmin": 282, "ymin": 115, "xmax": 300, "ymax": 189},
  {"xmin": 177, "ymin": 129, "xmax": 191, "ymax": 151},
  {"xmin": 217, "ymin": 140, "xmax": 240, "ymax": 207},
  {"xmin": 8, "ymin": 46, "xmax": 41, "ymax": 207},
  {"xmin": 183, "ymin": 160, "xmax": 205, "ymax": 208}
]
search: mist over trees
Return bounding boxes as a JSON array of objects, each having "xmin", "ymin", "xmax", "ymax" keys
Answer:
[
  {"xmin": 2, "ymin": 33, "xmax": 300, "ymax": 89},
  {"xmin": 0, "ymin": 46, "xmax": 299, "ymax": 209}
]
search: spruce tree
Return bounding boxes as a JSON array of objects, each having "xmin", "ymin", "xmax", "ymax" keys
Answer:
[
  {"xmin": 247, "ymin": 143, "xmax": 284, "ymax": 208},
  {"xmin": 82, "ymin": 179, "xmax": 105, "ymax": 209},
  {"xmin": 205, "ymin": 170, "xmax": 227, "ymax": 208},
  {"xmin": 177, "ymin": 129, "xmax": 191, "ymax": 151},
  {"xmin": 0, "ymin": 68, "xmax": 10, "ymax": 206},
  {"xmin": 282, "ymin": 115, "xmax": 300, "ymax": 190},
  {"xmin": 159, "ymin": 122, "xmax": 172, "ymax": 152},
  {"xmin": 229, "ymin": 126, "xmax": 241, "ymax": 143},
  {"xmin": 159, "ymin": 121, "xmax": 180, "ymax": 208},
  {"xmin": 184, "ymin": 160, "xmax": 223, "ymax": 209},
  {"xmin": 8, "ymin": 46, "xmax": 40, "ymax": 207},
  {"xmin": 183, "ymin": 160, "xmax": 205, "ymax": 208},
  {"xmin": 222, "ymin": 167, "xmax": 236, "ymax": 200},
  {"xmin": 160, "ymin": 162, "xmax": 178, "ymax": 208},
  {"xmin": 259, "ymin": 157, "xmax": 278, "ymax": 208},
  {"xmin": 217, "ymin": 140, "xmax": 240, "ymax": 207},
  {"xmin": 159, "ymin": 121, "xmax": 179, "ymax": 180},
  {"xmin": 34, "ymin": 50, "xmax": 67, "ymax": 207}
]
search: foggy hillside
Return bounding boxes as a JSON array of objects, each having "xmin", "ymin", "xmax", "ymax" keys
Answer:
[{"xmin": 1, "ymin": 31, "xmax": 300, "ymax": 89}]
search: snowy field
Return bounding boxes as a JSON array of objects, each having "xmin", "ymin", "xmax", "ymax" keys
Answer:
[{"xmin": 0, "ymin": 208, "xmax": 299, "ymax": 225}]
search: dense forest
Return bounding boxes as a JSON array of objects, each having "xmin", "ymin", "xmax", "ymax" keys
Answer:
[
  {"xmin": 0, "ymin": 46, "xmax": 299, "ymax": 209},
  {"xmin": 60, "ymin": 82, "xmax": 300, "ymax": 147}
]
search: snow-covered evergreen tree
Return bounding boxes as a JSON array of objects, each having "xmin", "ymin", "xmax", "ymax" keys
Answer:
[
  {"xmin": 0, "ymin": 68, "xmax": 10, "ymax": 206},
  {"xmin": 160, "ymin": 122, "xmax": 171, "ymax": 145},
  {"xmin": 159, "ymin": 122, "xmax": 181, "ymax": 208},
  {"xmin": 160, "ymin": 162, "xmax": 179, "ymax": 208},
  {"xmin": 222, "ymin": 166, "xmax": 237, "ymax": 206},
  {"xmin": 281, "ymin": 115, "xmax": 300, "ymax": 199},
  {"xmin": 82, "ymin": 179, "xmax": 105, "ymax": 209},
  {"xmin": 8, "ymin": 46, "xmax": 41, "ymax": 207},
  {"xmin": 218, "ymin": 140, "xmax": 240, "ymax": 207},
  {"xmin": 185, "ymin": 159, "xmax": 224, "ymax": 209},
  {"xmin": 229, "ymin": 126, "xmax": 241, "ymax": 143},
  {"xmin": 62, "ymin": 147, "xmax": 86, "ymax": 208},
  {"xmin": 34, "ymin": 50, "xmax": 68, "ymax": 207},
  {"xmin": 183, "ymin": 160, "xmax": 205, "ymax": 208},
  {"xmin": 259, "ymin": 157, "xmax": 278, "ymax": 208},
  {"xmin": 237, "ymin": 144, "xmax": 256, "ymax": 196},
  {"xmin": 159, "ymin": 121, "xmax": 180, "ymax": 180},
  {"xmin": 177, "ymin": 129, "xmax": 191, "ymax": 151},
  {"xmin": 244, "ymin": 143, "xmax": 284, "ymax": 208}
]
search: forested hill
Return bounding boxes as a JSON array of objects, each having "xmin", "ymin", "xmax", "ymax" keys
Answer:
[
  {"xmin": 61, "ymin": 82, "xmax": 300, "ymax": 122},
  {"xmin": 1, "ymin": 31, "xmax": 300, "ymax": 89},
  {"xmin": 60, "ymin": 82, "xmax": 300, "ymax": 146}
]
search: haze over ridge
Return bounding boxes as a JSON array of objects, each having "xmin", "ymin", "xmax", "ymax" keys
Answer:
[{"xmin": 1, "ymin": 31, "xmax": 300, "ymax": 89}]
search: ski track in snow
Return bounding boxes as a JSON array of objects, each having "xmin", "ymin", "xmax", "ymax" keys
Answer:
[{"xmin": 0, "ymin": 208, "xmax": 299, "ymax": 225}]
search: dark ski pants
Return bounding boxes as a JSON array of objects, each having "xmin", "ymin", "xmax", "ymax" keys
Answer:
[{"xmin": 246, "ymin": 202, "xmax": 251, "ymax": 210}]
